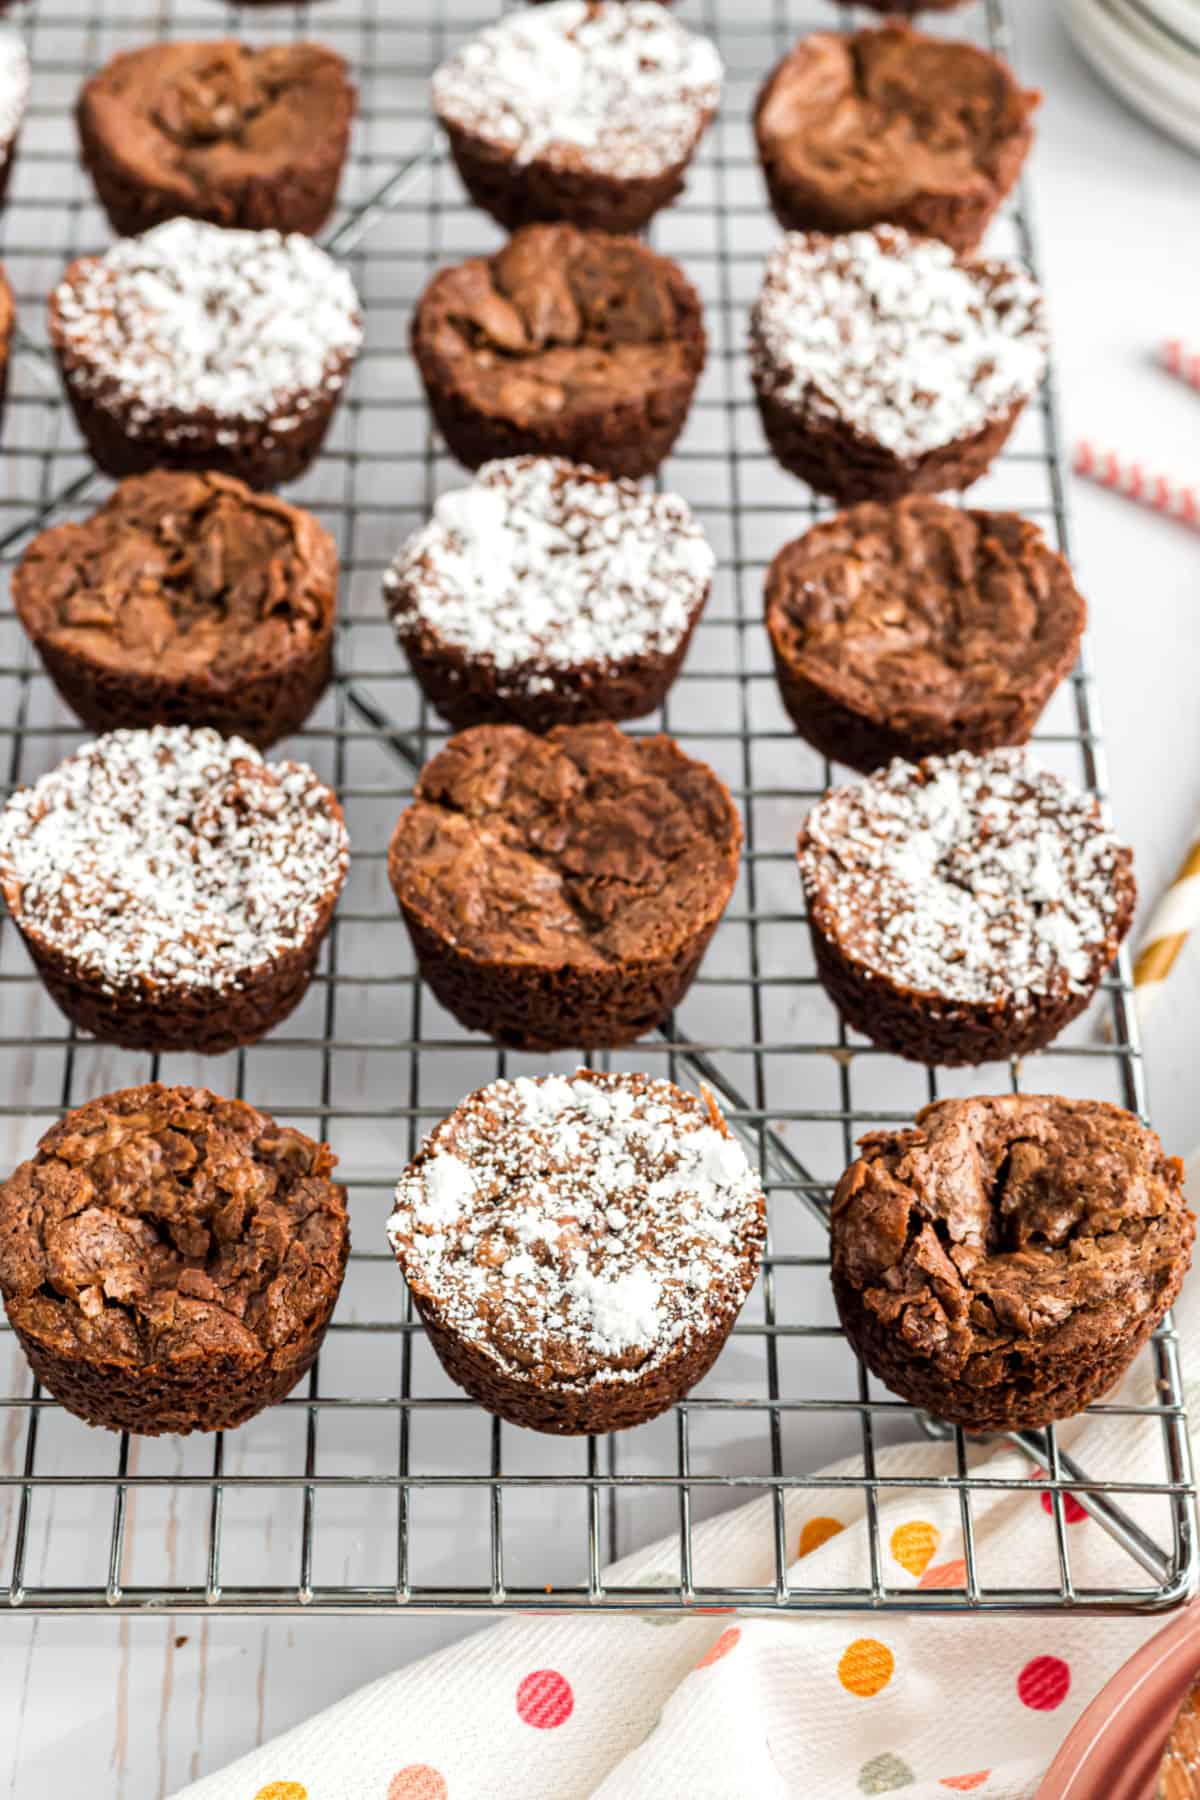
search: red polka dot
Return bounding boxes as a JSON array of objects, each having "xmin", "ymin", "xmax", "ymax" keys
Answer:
[
  {"xmin": 695, "ymin": 1625, "xmax": 741, "ymax": 1670},
  {"xmin": 387, "ymin": 1769, "xmax": 447, "ymax": 1800},
  {"xmin": 1017, "ymin": 1655, "xmax": 1070, "ymax": 1711},
  {"xmin": 940, "ymin": 1775, "xmax": 990, "ymax": 1792},
  {"xmin": 516, "ymin": 1669, "xmax": 574, "ymax": 1730},
  {"xmin": 1039, "ymin": 1488, "xmax": 1087, "ymax": 1525},
  {"xmin": 1029, "ymin": 1468, "xmax": 1087, "ymax": 1525}
]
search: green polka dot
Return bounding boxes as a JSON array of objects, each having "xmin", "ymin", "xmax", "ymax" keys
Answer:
[
  {"xmin": 859, "ymin": 1752, "xmax": 915, "ymax": 1794},
  {"xmin": 636, "ymin": 1568, "xmax": 686, "ymax": 1626}
]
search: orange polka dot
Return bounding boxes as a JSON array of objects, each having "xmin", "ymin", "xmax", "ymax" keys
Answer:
[
  {"xmin": 254, "ymin": 1786, "xmax": 307, "ymax": 1800},
  {"xmin": 918, "ymin": 1559, "xmax": 967, "ymax": 1591},
  {"xmin": 838, "ymin": 1638, "xmax": 895, "ymax": 1698},
  {"xmin": 696, "ymin": 1625, "xmax": 741, "ymax": 1669},
  {"xmin": 940, "ymin": 1775, "xmax": 989, "ymax": 1792},
  {"xmin": 388, "ymin": 1769, "xmax": 447, "ymax": 1800},
  {"xmin": 890, "ymin": 1520, "xmax": 939, "ymax": 1578},
  {"xmin": 798, "ymin": 1516, "xmax": 844, "ymax": 1558}
]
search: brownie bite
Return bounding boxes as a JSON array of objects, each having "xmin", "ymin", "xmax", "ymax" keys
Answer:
[
  {"xmin": 0, "ymin": 1084, "xmax": 349, "ymax": 1436},
  {"xmin": 432, "ymin": 0, "xmax": 721, "ymax": 234},
  {"xmin": 412, "ymin": 224, "xmax": 706, "ymax": 479},
  {"xmin": 0, "ymin": 29, "xmax": 28, "ymax": 206},
  {"xmin": 750, "ymin": 226, "xmax": 1047, "ymax": 504},
  {"xmin": 755, "ymin": 26, "xmax": 1038, "ymax": 254},
  {"xmin": 1161, "ymin": 1679, "xmax": 1200, "ymax": 1800},
  {"xmin": 77, "ymin": 39, "xmax": 356, "ymax": 238},
  {"xmin": 48, "ymin": 218, "xmax": 363, "ymax": 490},
  {"xmin": 765, "ymin": 498, "xmax": 1086, "ymax": 773},
  {"xmin": 388, "ymin": 721, "xmax": 742, "ymax": 1050},
  {"xmin": 384, "ymin": 457, "xmax": 714, "ymax": 733},
  {"xmin": 797, "ymin": 748, "xmax": 1136, "ymax": 1066},
  {"xmin": 836, "ymin": 0, "xmax": 969, "ymax": 11},
  {"xmin": 13, "ymin": 470, "xmax": 337, "ymax": 747},
  {"xmin": 388, "ymin": 1071, "xmax": 766, "ymax": 1434},
  {"xmin": 831, "ymin": 1095, "xmax": 1193, "ymax": 1432},
  {"xmin": 0, "ymin": 724, "xmax": 349, "ymax": 1054}
]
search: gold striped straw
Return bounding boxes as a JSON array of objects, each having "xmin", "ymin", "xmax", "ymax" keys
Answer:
[{"xmin": 1129, "ymin": 821, "xmax": 1200, "ymax": 1025}]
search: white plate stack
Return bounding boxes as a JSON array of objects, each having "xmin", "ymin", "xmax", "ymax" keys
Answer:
[{"xmin": 1057, "ymin": 0, "xmax": 1200, "ymax": 152}]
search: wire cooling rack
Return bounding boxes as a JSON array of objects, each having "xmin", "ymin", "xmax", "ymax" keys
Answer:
[{"xmin": 0, "ymin": 0, "xmax": 1191, "ymax": 1619}]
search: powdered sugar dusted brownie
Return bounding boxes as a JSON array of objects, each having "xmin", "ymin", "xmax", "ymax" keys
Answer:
[
  {"xmin": 388, "ymin": 1070, "xmax": 766, "ymax": 1434},
  {"xmin": 48, "ymin": 218, "xmax": 363, "ymax": 489},
  {"xmin": 750, "ymin": 226, "xmax": 1047, "ymax": 504},
  {"xmin": 0, "ymin": 724, "xmax": 349, "ymax": 1053},
  {"xmin": 797, "ymin": 748, "xmax": 1135, "ymax": 1065},
  {"xmin": 432, "ymin": 1, "xmax": 722, "ymax": 233},
  {"xmin": 0, "ymin": 29, "xmax": 28, "ymax": 203},
  {"xmin": 384, "ymin": 457, "xmax": 715, "ymax": 732}
]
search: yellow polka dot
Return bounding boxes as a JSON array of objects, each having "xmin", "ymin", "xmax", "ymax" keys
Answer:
[
  {"xmin": 890, "ymin": 1519, "xmax": 939, "ymax": 1578},
  {"xmin": 839, "ymin": 1638, "xmax": 895, "ymax": 1698},
  {"xmin": 798, "ymin": 1515, "xmax": 844, "ymax": 1558},
  {"xmin": 254, "ymin": 1785, "xmax": 307, "ymax": 1800}
]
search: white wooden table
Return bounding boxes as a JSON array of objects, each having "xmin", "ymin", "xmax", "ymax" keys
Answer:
[{"xmin": 2, "ymin": 2, "xmax": 1198, "ymax": 1793}]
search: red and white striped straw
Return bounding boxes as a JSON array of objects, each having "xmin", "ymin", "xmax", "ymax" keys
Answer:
[
  {"xmin": 1162, "ymin": 339, "xmax": 1200, "ymax": 392},
  {"xmin": 1073, "ymin": 440, "xmax": 1200, "ymax": 532}
]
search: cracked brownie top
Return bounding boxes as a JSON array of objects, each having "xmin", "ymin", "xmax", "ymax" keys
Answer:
[
  {"xmin": 77, "ymin": 40, "xmax": 354, "ymax": 215},
  {"xmin": 387, "ymin": 721, "xmax": 741, "ymax": 970},
  {"xmin": 14, "ymin": 470, "xmax": 336, "ymax": 689},
  {"xmin": 412, "ymin": 225, "xmax": 705, "ymax": 431},
  {"xmin": 831, "ymin": 1094, "xmax": 1192, "ymax": 1370},
  {"xmin": 0, "ymin": 1084, "xmax": 348, "ymax": 1371}
]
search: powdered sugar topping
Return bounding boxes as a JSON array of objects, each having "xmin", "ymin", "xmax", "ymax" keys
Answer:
[
  {"xmin": 752, "ymin": 226, "xmax": 1047, "ymax": 459},
  {"xmin": 432, "ymin": 0, "xmax": 722, "ymax": 179},
  {"xmin": 0, "ymin": 32, "xmax": 30, "ymax": 149},
  {"xmin": 799, "ymin": 748, "xmax": 1132, "ymax": 1007},
  {"xmin": 52, "ymin": 219, "xmax": 363, "ymax": 427},
  {"xmin": 385, "ymin": 457, "xmax": 714, "ymax": 688},
  {"xmin": 388, "ymin": 1072, "xmax": 766, "ymax": 1386},
  {"xmin": 0, "ymin": 725, "xmax": 349, "ymax": 995}
]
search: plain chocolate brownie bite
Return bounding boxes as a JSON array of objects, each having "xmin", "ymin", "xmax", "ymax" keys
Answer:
[
  {"xmin": 0, "ymin": 28, "xmax": 28, "ymax": 205},
  {"xmin": 765, "ymin": 498, "xmax": 1086, "ymax": 772},
  {"xmin": 13, "ymin": 470, "xmax": 337, "ymax": 746},
  {"xmin": 77, "ymin": 39, "xmax": 356, "ymax": 238},
  {"xmin": 384, "ymin": 457, "xmax": 714, "ymax": 733},
  {"xmin": 49, "ymin": 219, "xmax": 363, "ymax": 490},
  {"xmin": 412, "ymin": 224, "xmax": 706, "ymax": 479},
  {"xmin": 0, "ymin": 1084, "xmax": 350, "ymax": 1436},
  {"xmin": 388, "ymin": 721, "xmax": 742, "ymax": 1050},
  {"xmin": 831, "ymin": 1094, "xmax": 1193, "ymax": 1432},
  {"xmin": 0, "ymin": 724, "xmax": 349, "ymax": 1054},
  {"xmin": 388, "ymin": 1071, "xmax": 766, "ymax": 1434},
  {"xmin": 755, "ymin": 25, "xmax": 1038, "ymax": 254},
  {"xmin": 750, "ymin": 226, "xmax": 1047, "ymax": 504},
  {"xmin": 431, "ymin": 1, "xmax": 721, "ymax": 234},
  {"xmin": 797, "ymin": 748, "xmax": 1135, "ymax": 1066}
]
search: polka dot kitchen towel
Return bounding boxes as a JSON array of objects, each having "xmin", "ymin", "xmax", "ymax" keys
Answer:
[{"xmin": 173, "ymin": 1221, "xmax": 1200, "ymax": 1800}]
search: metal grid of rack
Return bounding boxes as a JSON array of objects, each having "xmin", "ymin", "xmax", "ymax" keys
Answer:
[{"xmin": 0, "ymin": 0, "xmax": 1191, "ymax": 1618}]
